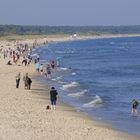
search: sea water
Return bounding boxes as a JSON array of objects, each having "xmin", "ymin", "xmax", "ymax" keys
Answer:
[{"xmin": 33, "ymin": 37, "xmax": 140, "ymax": 136}]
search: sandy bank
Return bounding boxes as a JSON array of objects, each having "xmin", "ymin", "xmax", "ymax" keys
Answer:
[{"xmin": 1, "ymin": 34, "xmax": 140, "ymax": 49}]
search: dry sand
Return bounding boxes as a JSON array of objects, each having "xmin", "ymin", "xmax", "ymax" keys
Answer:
[{"xmin": 0, "ymin": 36, "xmax": 140, "ymax": 140}]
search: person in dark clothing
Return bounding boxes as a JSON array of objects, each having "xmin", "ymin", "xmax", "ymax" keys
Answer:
[
  {"xmin": 16, "ymin": 72, "xmax": 21, "ymax": 88},
  {"xmin": 7, "ymin": 60, "xmax": 12, "ymax": 65},
  {"xmin": 27, "ymin": 77, "xmax": 32, "ymax": 90},
  {"xmin": 132, "ymin": 99, "xmax": 139, "ymax": 116},
  {"xmin": 50, "ymin": 60, "xmax": 55, "ymax": 69},
  {"xmin": 22, "ymin": 59, "xmax": 27, "ymax": 66},
  {"xmin": 50, "ymin": 87, "xmax": 58, "ymax": 109}
]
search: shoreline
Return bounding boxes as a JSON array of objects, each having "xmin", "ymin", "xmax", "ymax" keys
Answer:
[
  {"xmin": 1, "ymin": 33, "xmax": 140, "ymax": 47},
  {"xmin": 31, "ymin": 73, "xmax": 140, "ymax": 140},
  {"xmin": 36, "ymin": 76, "xmax": 140, "ymax": 139},
  {"xmin": 0, "ymin": 35, "xmax": 140, "ymax": 139}
]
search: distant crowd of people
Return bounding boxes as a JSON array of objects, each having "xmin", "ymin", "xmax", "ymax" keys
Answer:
[{"xmin": 0, "ymin": 39, "xmax": 58, "ymax": 110}]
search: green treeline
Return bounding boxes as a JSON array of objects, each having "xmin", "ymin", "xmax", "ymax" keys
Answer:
[{"xmin": 0, "ymin": 25, "xmax": 140, "ymax": 36}]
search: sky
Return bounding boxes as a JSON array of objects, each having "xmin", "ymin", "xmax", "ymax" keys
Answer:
[{"xmin": 0, "ymin": 0, "xmax": 140, "ymax": 26}]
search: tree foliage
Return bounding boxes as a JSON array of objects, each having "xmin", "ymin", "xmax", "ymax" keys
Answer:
[{"xmin": 0, "ymin": 25, "xmax": 140, "ymax": 36}]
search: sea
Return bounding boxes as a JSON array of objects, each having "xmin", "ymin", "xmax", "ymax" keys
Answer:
[{"xmin": 32, "ymin": 36, "xmax": 140, "ymax": 136}]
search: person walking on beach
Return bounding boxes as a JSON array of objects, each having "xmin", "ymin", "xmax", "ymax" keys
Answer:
[
  {"xmin": 16, "ymin": 72, "xmax": 21, "ymax": 88},
  {"xmin": 131, "ymin": 99, "xmax": 139, "ymax": 116},
  {"xmin": 27, "ymin": 77, "xmax": 32, "ymax": 90},
  {"xmin": 50, "ymin": 87, "xmax": 58, "ymax": 109},
  {"xmin": 23, "ymin": 73, "xmax": 29, "ymax": 89}
]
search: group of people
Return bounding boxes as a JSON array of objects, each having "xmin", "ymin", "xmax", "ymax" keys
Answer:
[
  {"xmin": 1, "ymin": 39, "xmax": 59, "ymax": 110},
  {"xmin": 34, "ymin": 58, "xmax": 59, "ymax": 109},
  {"xmin": 12, "ymin": 43, "xmax": 59, "ymax": 109},
  {"xmin": 2, "ymin": 42, "xmax": 33, "ymax": 66},
  {"xmin": 17, "ymin": 72, "xmax": 58, "ymax": 110},
  {"xmin": 23, "ymin": 73, "xmax": 32, "ymax": 90},
  {"xmin": 16, "ymin": 72, "xmax": 32, "ymax": 90},
  {"xmin": 35, "ymin": 59, "xmax": 57, "ymax": 79}
]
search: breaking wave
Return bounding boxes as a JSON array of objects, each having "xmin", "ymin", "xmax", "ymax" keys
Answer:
[
  {"xmin": 68, "ymin": 89, "xmax": 87, "ymax": 97},
  {"xmin": 61, "ymin": 82, "xmax": 79, "ymax": 90},
  {"xmin": 83, "ymin": 95, "xmax": 103, "ymax": 107}
]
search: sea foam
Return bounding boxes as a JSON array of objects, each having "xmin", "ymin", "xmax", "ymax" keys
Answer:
[
  {"xmin": 83, "ymin": 95, "xmax": 103, "ymax": 107},
  {"xmin": 68, "ymin": 89, "xmax": 87, "ymax": 97},
  {"xmin": 72, "ymin": 72, "xmax": 76, "ymax": 75},
  {"xmin": 61, "ymin": 82, "xmax": 79, "ymax": 90},
  {"xmin": 59, "ymin": 67, "xmax": 69, "ymax": 71}
]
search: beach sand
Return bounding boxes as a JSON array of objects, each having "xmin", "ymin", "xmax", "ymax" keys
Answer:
[{"xmin": 0, "ymin": 36, "xmax": 140, "ymax": 140}]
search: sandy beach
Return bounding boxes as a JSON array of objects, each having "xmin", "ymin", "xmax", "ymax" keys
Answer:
[{"xmin": 0, "ymin": 35, "xmax": 140, "ymax": 140}]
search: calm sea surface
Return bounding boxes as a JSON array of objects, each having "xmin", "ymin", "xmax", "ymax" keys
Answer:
[{"xmin": 34, "ymin": 37, "xmax": 140, "ymax": 136}]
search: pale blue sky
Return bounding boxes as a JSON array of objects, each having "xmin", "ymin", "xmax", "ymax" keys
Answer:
[{"xmin": 0, "ymin": 0, "xmax": 140, "ymax": 25}]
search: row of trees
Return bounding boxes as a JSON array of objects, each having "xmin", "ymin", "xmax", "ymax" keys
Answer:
[{"xmin": 0, "ymin": 25, "xmax": 140, "ymax": 36}]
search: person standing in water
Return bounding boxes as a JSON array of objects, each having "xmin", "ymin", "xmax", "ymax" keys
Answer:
[
  {"xmin": 35, "ymin": 62, "xmax": 40, "ymax": 73},
  {"xmin": 56, "ymin": 57, "xmax": 61, "ymax": 67},
  {"xmin": 39, "ymin": 64, "xmax": 43, "ymax": 75},
  {"xmin": 43, "ymin": 64, "xmax": 47, "ymax": 78},
  {"xmin": 50, "ymin": 60, "xmax": 55, "ymax": 69},
  {"xmin": 50, "ymin": 87, "xmax": 58, "ymax": 109},
  {"xmin": 47, "ymin": 64, "xmax": 51, "ymax": 79},
  {"xmin": 131, "ymin": 99, "xmax": 139, "ymax": 116}
]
